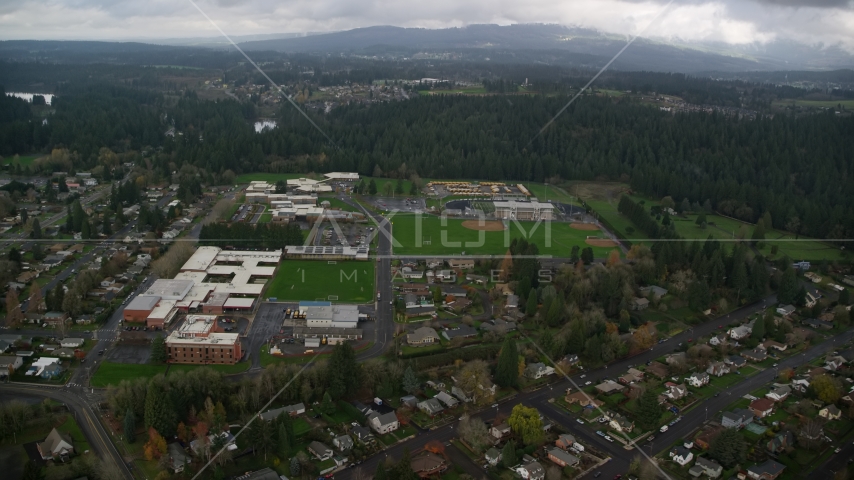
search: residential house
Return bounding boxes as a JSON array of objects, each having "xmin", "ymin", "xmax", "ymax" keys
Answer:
[
  {"xmin": 825, "ymin": 355, "xmax": 847, "ymax": 371},
  {"xmin": 631, "ymin": 297, "xmax": 650, "ymax": 311},
  {"xmin": 728, "ymin": 325, "xmax": 752, "ymax": 340},
  {"xmin": 448, "ymin": 259, "xmax": 475, "ymax": 270},
  {"xmin": 609, "ymin": 413, "xmax": 634, "ymax": 433},
  {"xmin": 666, "ymin": 352, "xmax": 687, "ymax": 366},
  {"xmin": 0, "ymin": 356, "xmax": 24, "ymax": 376},
  {"xmin": 442, "ymin": 324, "xmax": 477, "ymax": 340},
  {"xmin": 803, "ymin": 318, "xmax": 834, "ymax": 330},
  {"xmin": 426, "ymin": 259, "xmax": 444, "ymax": 269},
  {"xmin": 435, "ymin": 391, "xmax": 459, "ymax": 408},
  {"xmin": 259, "ymin": 403, "xmax": 306, "ymax": 421},
  {"xmin": 709, "ymin": 333, "xmax": 729, "ymax": 347},
  {"xmin": 368, "ymin": 412, "xmax": 399, "ymax": 435},
  {"xmin": 742, "ymin": 348, "xmax": 769, "ymax": 362},
  {"xmin": 688, "ymin": 372, "xmax": 710, "ymax": 388},
  {"xmin": 167, "ymin": 443, "xmax": 192, "ymax": 473},
  {"xmin": 308, "ymin": 441, "xmax": 334, "ymax": 461},
  {"xmin": 60, "ymin": 338, "xmax": 84, "ymax": 348},
  {"xmin": 721, "ymin": 409, "xmax": 754, "ymax": 429},
  {"xmin": 525, "ymin": 362, "xmax": 556, "ymax": 380},
  {"xmin": 555, "ymin": 434, "xmax": 577, "ymax": 450},
  {"xmin": 564, "ymin": 392, "xmax": 604, "ymax": 409},
  {"xmin": 640, "ymin": 285, "xmax": 668, "ymax": 300},
  {"xmin": 53, "ymin": 348, "xmax": 75, "ymax": 358},
  {"xmin": 411, "ymin": 452, "xmax": 448, "ymax": 478},
  {"xmin": 669, "ymin": 446, "xmax": 693, "ymax": 466},
  {"xmin": 444, "ymin": 298, "xmax": 473, "ymax": 313},
  {"xmin": 819, "ymin": 405, "xmax": 842, "ymax": 420},
  {"xmin": 762, "ymin": 340, "xmax": 788, "ymax": 352},
  {"xmin": 100, "ymin": 277, "xmax": 115, "ymax": 287},
  {"xmin": 466, "ymin": 274, "xmax": 488, "ymax": 285},
  {"xmin": 42, "ymin": 312, "xmax": 69, "ymax": 326},
  {"xmin": 485, "ymin": 447, "xmax": 502, "ymax": 466},
  {"xmin": 351, "ymin": 425, "xmax": 374, "ymax": 444},
  {"xmin": 619, "ymin": 368, "xmax": 645, "ymax": 384},
  {"xmin": 725, "ymin": 356, "xmax": 747, "ymax": 369},
  {"xmin": 792, "ymin": 376, "xmax": 811, "ymax": 393},
  {"xmin": 417, "ymin": 398, "xmax": 445, "ymax": 416},
  {"xmin": 776, "ymin": 305, "xmax": 796, "ymax": 317},
  {"xmin": 506, "ymin": 294, "xmax": 519, "ymax": 309},
  {"xmin": 547, "ymin": 448, "xmax": 580, "ymax": 468},
  {"xmin": 515, "ymin": 462, "xmax": 545, "ymax": 480},
  {"xmin": 646, "ymin": 361, "xmax": 670, "ymax": 379},
  {"xmin": 333, "ymin": 435, "xmax": 354, "ymax": 451},
  {"xmin": 749, "ymin": 398, "xmax": 775, "ymax": 418},
  {"xmin": 661, "ymin": 383, "xmax": 688, "ymax": 402},
  {"xmin": 746, "ymin": 460, "xmax": 786, "ymax": 480},
  {"xmin": 400, "ymin": 395, "xmax": 418, "ymax": 408},
  {"xmin": 707, "ymin": 362, "xmax": 731, "ymax": 377},
  {"xmin": 688, "ymin": 457, "xmax": 723, "ymax": 478},
  {"xmin": 766, "ymin": 385, "xmax": 791, "ymax": 402},
  {"xmin": 595, "ymin": 380, "xmax": 625, "ymax": 395},
  {"xmin": 441, "ymin": 285, "xmax": 468, "ymax": 298},
  {"xmin": 37, "ymin": 428, "xmax": 74, "ymax": 460},
  {"xmin": 407, "ymin": 327, "xmax": 440, "ymax": 346},
  {"xmin": 40, "ymin": 364, "xmax": 65, "ymax": 379},
  {"xmin": 400, "ymin": 267, "xmax": 424, "ymax": 280},
  {"xmin": 435, "ymin": 270, "xmax": 457, "ymax": 283},
  {"xmin": 490, "ymin": 423, "xmax": 512, "ymax": 440},
  {"xmin": 767, "ymin": 431, "xmax": 794, "ymax": 454}
]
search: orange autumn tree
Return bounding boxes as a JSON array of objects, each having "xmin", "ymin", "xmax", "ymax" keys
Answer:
[
  {"xmin": 424, "ymin": 440, "xmax": 445, "ymax": 455},
  {"xmin": 143, "ymin": 428, "xmax": 167, "ymax": 461}
]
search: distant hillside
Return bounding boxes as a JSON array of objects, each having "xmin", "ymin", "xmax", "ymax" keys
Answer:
[{"xmin": 238, "ymin": 24, "xmax": 854, "ymax": 73}]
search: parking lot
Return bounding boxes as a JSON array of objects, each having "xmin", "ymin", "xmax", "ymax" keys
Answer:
[
  {"xmin": 369, "ymin": 196, "xmax": 426, "ymax": 213},
  {"xmin": 315, "ymin": 223, "xmax": 374, "ymax": 247}
]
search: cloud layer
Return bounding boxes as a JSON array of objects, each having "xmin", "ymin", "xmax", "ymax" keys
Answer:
[{"xmin": 1, "ymin": 0, "xmax": 852, "ymax": 51}]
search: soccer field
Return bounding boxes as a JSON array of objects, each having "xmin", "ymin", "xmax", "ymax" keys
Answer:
[
  {"xmin": 266, "ymin": 260, "xmax": 376, "ymax": 303},
  {"xmin": 389, "ymin": 214, "xmax": 620, "ymax": 258}
]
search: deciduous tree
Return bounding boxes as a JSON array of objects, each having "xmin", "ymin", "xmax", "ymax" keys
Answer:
[{"xmin": 507, "ymin": 404, "xmax": 543, "ymax": 445}]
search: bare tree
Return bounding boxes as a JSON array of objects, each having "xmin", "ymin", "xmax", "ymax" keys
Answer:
[
  {"xmin": 151, "ymin": 242, "xmax": 196, "ymax": 279},
  {"xmin": 458, "ymin": 415, "xmax": 492, "ymax": 453},
  {"xmin": 546, "ymin": 465, "xmax": 561, "ymax": 480},
  {"xmin": 209, "ymin": 197, "xmax": 235, "ymax": 224},
  {"xmin": 798, "ymin": 418, "xmax": 826, "ymax": 450}
]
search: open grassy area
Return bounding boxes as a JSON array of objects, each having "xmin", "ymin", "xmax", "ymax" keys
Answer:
[
  {"xmin": 390, "ymin": 213, "xmax": 620, "ymax": 257},
  {"xmin": 90, "ymin": 362, "xmax": 167, "ymax": 387},
  {"xmin": 4, "ymin": 154, "xmax": 40, "ymax": 167},
  {"xmin": 266, "ymin": 259, "xmax": 376, "ymax": 302},
  {"xmin": 319, "ymin": 196, "xmax": 362, "ymax": 212},
  {"xmin": 169, "ymin": 362, "xmax": 250, "ymax": 375}
]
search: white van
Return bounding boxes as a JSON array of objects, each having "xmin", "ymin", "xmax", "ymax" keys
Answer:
[{"xmin": 660, "ymin": 425, "xmax": 669, "ymax": 433}]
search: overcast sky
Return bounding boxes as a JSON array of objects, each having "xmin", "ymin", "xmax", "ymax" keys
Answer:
[{"xmin": 1, "ymin": 0, "xmax": 853, "ymax": 50}]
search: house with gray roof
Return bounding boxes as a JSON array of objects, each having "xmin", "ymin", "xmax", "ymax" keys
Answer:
[
  {"xmin": 721, "ymin": 409, "xmax": 753, "ymax": 429},
  {"xmin": 688, "ymin": 457, "xmax": 723, "ymax": 478},
  {"xmin": 418, "ymin": 398, "xmax": 445, "ymax": 416}
]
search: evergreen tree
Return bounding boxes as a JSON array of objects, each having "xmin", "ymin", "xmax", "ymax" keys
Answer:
[
  {"xmin": 495, "ymin": 337, "xmax": 519, "ymax": 388},
  {"xmin": 402, "ymin": 366, "xmax": 420, "ymax": 394},
  {"xmin": 501, "ymin": 441, "xmax": 517, "ymax": 468},
  {"xmin": 839, "ymin": 288, "xmax": 850, "ymax": 306},
  {"xmin": 124, "ymin": 408, "xmax": 137, "ymax": 444},
  {"xmin": 368, "ymin": 179, "xmax": 377, "ymax": 195},
  {"xmin": 751, "ymin": 219, "xmax": 766, "ymax": 245},
  {"xmin": 144, "ymin": 380, "xmax": 176, "ymax": 437},
  {"xmin": 373, "ymin": 460, "xmax": 387, "ymax": 480},
  {"xmin": 30, "ymin": 218, "xmax": 42, "ymax": 239},
  {"xmin": 778, "ymin": 267, "xmax": 799, "ymax": 305},
  {"xmin": 278, "ymin": 422, "xmax": 290, "ymax": 457},
  {"xmin": 326, "ymin": 342, "xmax": 359, "ymax": 399},
  {"xmin": 526, "ymin": 288, "xmax": 538, "ymax": 317},
  {"xmin": 709, "ymin": 428, "xmax": 747, "ymax": 467},
  {"xmin": 636, "ymin": 389, "xmax": 663, "ymax": 430},
  {"xmin": 581, "ymin": 247, "xmax": 594, "ymax": 265},
  {"xmin": 290, "ymin": 456, "xmax": 301, "ymax": 476},
  {"xmin": 409, "ymin": 182, "xmax": 418, "ymax": 195},
  {"xmin": 21, "ymin": 461, "xmax": 45, "ymax": 480},
  {"xmin": 320, "ymin": 391, "xmax": 336, "ymax": 415},
  {"xmin": 750, "ymin": 313, "xmax": 766, "ymax": 341}
]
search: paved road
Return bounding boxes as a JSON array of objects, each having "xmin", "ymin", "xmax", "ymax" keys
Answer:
[{"xmin": 0, "ymin": 382, "xmax": 132, "ymax": 478}]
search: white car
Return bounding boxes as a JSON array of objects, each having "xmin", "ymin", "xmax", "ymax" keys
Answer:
[
  {"xmin": 604, "ymin": 436, "xmax": 614, "ymax": 442},
  {"xmin": 584, "ymin": 381, "xmax": 592, "ymax": 386},
  {"xmin": 576, "ymin": 418, "xmax": 584, "ymax": 425},
  {"xmin": 660, "ymin": 426, "xmax": 669, "ymax": 433}
]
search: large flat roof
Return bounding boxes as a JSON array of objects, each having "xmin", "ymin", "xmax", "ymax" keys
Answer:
[
  {"xmin": 125, "ymin": 295, "xmax": 160, "ymax": 312},
  {"xmin": 224, "ymin": 298, "xmax": 255, "ymax": 308},
  {"xmin": 176, "ymin": 315, "xmax": 218, "ymax": 335},
  {"xmin": 181, "ymin": 246, "xmax": 221, "ymax": 271},
  {"xmin": 147, "ymin": 300, "xmax": 177, "ymax": 321},
  {"xmin": 145, "ymin": 279, "xmax": 194, "ymax": 300},
  {"xmin": 166, "ymin": 331, "xmax": 240, "ymax": 346},
  {"xmin": 493, "ymin": 200, "xmax": 555, "ymax": 210}
]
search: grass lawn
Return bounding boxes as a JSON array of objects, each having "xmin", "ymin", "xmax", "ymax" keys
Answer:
[
  {"xmin": 400, "ymin": 343, "xmax": 445, "ymax": 357},
  {"xmin": 523, "ymin": 183, "xmax": 578, "ymax": 205},
  {"xmin": 266, "ymin": 259, "xmax": 376, "ymax": 302},
  {"xmin": 320, "ymin": 196, "xmax": 363, "ymax": 212},
  {"xmin": 390, "ymin": 213, "xmax": 620, "ymax": 257},
  {"xmin": 168, "ymin": 362, "xmax": 250, "ymax": 375},
  {"xmin": 235, "ymin": 173, "xmax": 311, "ymax": 183},
  {"xmin": 294, "ymin": 417, "xmax": 312, "ymax": 436},
  {"xmin": 90, "ymin": 362, "xmax": 167, "ymax": 387},
  {"xmin": 709, "ymin": 374, "xmax": 743, "ymax": 389},
  {"xmin": 4, "ymin": 154, "xmax": 40, "ymax": 166}
]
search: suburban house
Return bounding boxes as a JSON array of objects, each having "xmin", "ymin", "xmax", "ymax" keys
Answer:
[
  {"xmin": 555, "ymin": 433, "xmax": 577, "ymax": 450},
  {"xmin": 565, "ymin": 392, "xmax": 604, "ymax": 408},
  {"xmin": 442, "ymin": 324, "xmax": 477, "ymax": 340},
  {"xmin": 441, "ymin": 285, "xmax": 468, "ymax": 298},
  {"xmin": 418, "ymin": 398, "xmax": 445, "ymax": 416},
  {"xmin": 640, "ymin": 285, "xmax": 668, "ymax": 300},
  {"xmin": 661, "ymin": 383, "xmax": 688, "ymax": 402},
  {"xmin": 0, "ymin": 356, "xmax": 23, "ymax": 376},
  {"xmin": 485, "ymin": 447, "xmax": 502, "ymax": 466},
  {"xmin": 405, "ymin": 294, "xmax": 434, "ymax": 309},
  {"xmin": 547, "ymin": 448, "xmax": 580, "ymax": 468},
  {"xmin": 803, "ymin": 318, "xmax": 834, "ymax": 330},
  {"xmin": 448, "ymin": 259, "xmax": 475, "ymax": 270},
  {"xmin": 688, "ymin": 457, "xmax": 723, "ymax": 478},
  {"xmin": 792, "ymin": 376, "xmax": 811, "ymax": 392},
  {"xmin": 407, "ymin": 327, "xmax": 440, "ymax": 346},
  {"xmin": 411, "ymin": 451, "xmax": 448, "ymax": 478},
  {"xmin": 619, "ymin": 368, "xmax": 645, "ymax": 384},
  {"xmin": 308, "ymin": 441, "xmax": 334, "ymax": 461},
  {"xmin": 631, "ymin": 297, "xmax": 650, "ymax": 311},
  {"xmin": 766, "ymin": 385, "xmax": 791, "ymax": 402},
  {"xmin": 333, "ymin": 434, "xmax": 354, "ymax": 451},
  {"xmin": 490, "ymin": 423, "xmax": 512, "ymax": 440},
  {"xmin": 515, "ymin": 462, "xmax": 545, "ymax": 480},
  {"xmin": 819, "ymin": 405, "xmax": 842, "ymax": 420},
  {"xmin": 166, "ymin": 443, "xmax": 192, "ymax": 473},
  {"xmin": 400, "ymin": 395, "xmax": 418, "ymax": 408},
  {"xmin": 351, "ymin": 425, "xmax": 374, "ymax": 444},
  {"xmin": 776, "ymin": 305, "xmax": 796, "ymax": 317},
  {"xmin": 728, "ymin": 325, "xmax": 752, "ymax": 340},
  {"xmin": 709, "ymin": 333, "xmax": 729, "ymax": 347},
  {"xmin": 721, "ymin": 409, "xmax": 754, "ymax": 429},
  {"xmin": 595, "ymin": 380, "xmax": 625, "ymax": 395},
  {"xmin": 665, "ymin": 352, "xmax": 687, "ymax": 366},
  {"xmin": 762, "ymin": 340, "xmax": 788, "ymax": 352},
  {"xmin": 60, "ymin": 338, "xmax": 84, "ymax": 348},
  {"xmin": 825, "ymin": 355, "xmax": 847, "ymax": 371},
  {"xmin": 688, "ymin": 372, "xmax": 710, "ymax": 388},
  {"xmin": 435, "ymin": 391, "xmax": 459, "ymax": 408},
  {"xmin": 746, "ymin": 460, "xmax": 786, "ymax": 480},
  {"xmin": 368, "ymin": 412, "xmax": 399, "ymax": 435},
  {"xmin": 707, "ymin": 362, "xmax": 730, "ymax": 377},
  {"xmin": 37, "ymin": 428, "xmax": 74, "ymax": 460},
  {"xmin": 742, "ymin": 348, "xmax": 769, "ymax": 362},
  {"xmin": 525, "ymin": 362, "xmax": 556, "ymax": 380},
  {"xmin": 506, "ymin": 294, "xmax": 519, "ymax": 309},
  {"xmin": 259, "ymin": 403, "xmax": 306, "ymax": 421},
  {"xmin": 645, "ymin": 362, "xmax": 670, "ymax": 379},
  {"xmin": 726, "ymin": 356, "xmax": 747, "ymax": 369},
  {"xmin": 767, "ymin": 431, "xmax": 794, "ymax": 454},
  {"xmin": 749, "ymin": 398, "xmax": 775, "ymax": 418},
  {"xmin": 669, "ymin": 446, "xmax": 694, "ymax": 466},
  {"xmin": 435, "ymin": 270, "xmax": 457, "ymax": 283},
  {"xmin": 609, "ymin": 413, "xmax": 634, "ymax": 433}
]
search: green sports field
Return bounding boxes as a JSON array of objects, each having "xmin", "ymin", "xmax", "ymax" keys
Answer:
[
  {"xmin": 389, "ymin": 214, "xmax": 620, "ymax": 257},
  {"xmin": 266, "ymin": 260, "xmax": 376, "ymax": 302}
]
